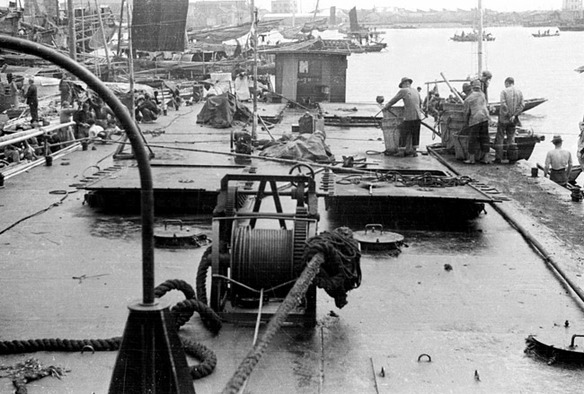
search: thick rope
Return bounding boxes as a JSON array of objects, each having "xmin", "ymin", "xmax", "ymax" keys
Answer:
[
  {"xmin": 221, "ymin": 252, "xmax": 325, "ymax": 394},
  {"xmin": 303, "ymin": 227, "xmax": 362, "ymax": 309},
  {"xmin": 196, "ymin": 246, "xmax": 213, "ymax": 305},
  {"xmin": 0, "ymin": 279, "xmax": 219, "ymax": 380}
]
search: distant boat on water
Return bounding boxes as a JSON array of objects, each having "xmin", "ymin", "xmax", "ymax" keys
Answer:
[
  {"xmin": 532, "ymin": 30, "xmax": 560, "ymax": 37},
  {"xmin": 450, "ymin": 30, "xmax": 495, "ymax": 42},
  {"xmin": 558, "ymin": 22, "xmax": 584, "ymax": 32}
]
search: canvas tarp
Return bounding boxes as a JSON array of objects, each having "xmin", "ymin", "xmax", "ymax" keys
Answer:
[
  {"xmin": 259, "ymin": 130, "xmax": 334, "ymax": 163},
  {"xmin": 196, "ymin": 92, "xmax": 252, "ymax": 128}
]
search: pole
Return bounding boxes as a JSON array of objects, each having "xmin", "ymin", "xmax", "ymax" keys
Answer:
[
  {"xmin": 251, "ymin": 2, "xmax": 258, "ymax": 139},
  {"xmin": 116, "ymin": 0, "xmax": 125, "ymax": 56},
  {"xmin": 477, "ymin": 0, "xmax": 483, "ymax": 75},
  {"xmin": 440, "ymin": 72, "xmax": 464, "ymax": 103},
  {"xmin": 67, "ymin": 0, "xmax": 76, "ymax": 60},
  {"xmin": 127, "ymin": 3, "xmax": 136, "ymax": 124},
  {"xmin": 95, "ymin": 0, "xmax": 111, "ymax": 80}
]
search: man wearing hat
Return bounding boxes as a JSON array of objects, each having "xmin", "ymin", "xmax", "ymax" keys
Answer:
[
  {"xmin": 463, "ymin": 79, "xmax": 490, "ymax": 164},
  {"xmin": 494, "ymin": 77, "xmax": 524, "ymax": 163},
  {"xmin": 544, "ymin": 135, "xmax": 572, "ymax": 186},
  {"xmin": 383, "ymin": 77, "xmax": 423, "ymax": 157},
  {"xmin": 479, "ymin": 70, "xmax": 492, "ymax": 102}
]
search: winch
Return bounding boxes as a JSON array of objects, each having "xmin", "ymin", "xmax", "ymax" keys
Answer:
[{"xmin": 209, "ymin": 170, "xmax": 320, "ymax": 326}]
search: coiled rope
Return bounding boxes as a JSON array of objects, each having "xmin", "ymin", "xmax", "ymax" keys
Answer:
[
  {"xmin": 0, "ymin": 279, "xmax": 220, "ymax": 380},
  {"xmin": 336, "ymin": 171, "xmax": 473, "ymax": 188}
]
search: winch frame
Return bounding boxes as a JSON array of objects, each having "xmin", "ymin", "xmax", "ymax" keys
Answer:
[{"xmin": 210, "ymin": 173, "xmax": 319, "ymax": 326}]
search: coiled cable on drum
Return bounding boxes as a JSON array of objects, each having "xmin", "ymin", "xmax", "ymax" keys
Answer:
[{"xmin": 231, "ymin": 226, "xmax": 295, "ymax": 298}]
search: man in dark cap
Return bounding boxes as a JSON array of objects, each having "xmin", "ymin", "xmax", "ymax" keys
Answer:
[
  {"xmin": 383, "ymin": 77, "xmax": 423, "ymax": 157},
  {"xmin": 479, "ymin": 70, "xmax": 492, "ymax": 103},
  {"xmin": 544, "ymin": 135, "xmax": 572, "ymax": 186},
  {"xmin": 494, "ymin": 77, "xmax": 524, "ymax": 163},
  {"xmin": 463, "ymin": 79, "xmax": 490, "ymax": 164}
]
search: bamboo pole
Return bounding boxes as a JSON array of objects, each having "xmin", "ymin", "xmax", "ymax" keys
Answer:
[
  {"xmin": 67, "ymin": 0, "xmax": 76, "ymax": 60},
  {"xmin": 251, "ymin": 2, "xmax": 258, "ymax": 139},
  {"xmin": 95, "ymin": 0, "xmax": 111, "ymax": 79},
  {"xmin": 440, "ymin": 72, "xmax": 464, "ymax": 103},
  {"xmin": 126, "ymin": 3, "xmax": 135, "ymax": 122},
  {"xmin": 116, "ymin": 0, "xmax": 125, "ymax": 56}
]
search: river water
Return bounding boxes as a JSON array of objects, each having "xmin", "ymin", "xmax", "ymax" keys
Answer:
[{"xmin": 334, "ymin": 26, "xmax": 584, "ymax": 166}]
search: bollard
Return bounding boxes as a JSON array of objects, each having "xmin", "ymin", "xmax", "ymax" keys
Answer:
[
  {"xmin": 0, "ymin": 172, "xmax": 4, "ymax": 187},
  {"xmin": 531, "ymin": 167, "xmax": 538, "ymax": 177},
  {"xmin": 82, "ymin": 141, "xmax": 88, "ymax": 151},
  {"xmin": 45, "ymin": 155, "xmax": 53, "ymax": 166}
]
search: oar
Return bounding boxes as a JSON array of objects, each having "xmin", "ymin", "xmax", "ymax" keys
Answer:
[{"xmin": 421, "ymin": 120, "xmax": 441, "ymax": 138}]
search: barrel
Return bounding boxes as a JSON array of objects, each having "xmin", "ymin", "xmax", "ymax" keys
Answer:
[
  {"xmin": 381, "ymin": 108, "xmax": 403, "ymax": 154},
  {"xmin": 439, "ymin": 103, "xmax": 466, "ymax": 151},
  {"xmin": 508, "ymin": 143, "xmax": 519, "ymax": 162}
]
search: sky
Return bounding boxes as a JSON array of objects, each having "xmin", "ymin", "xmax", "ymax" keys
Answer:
[{"xmin": 255, "ymin": 0, "xmax": 562, "ymax": 12}]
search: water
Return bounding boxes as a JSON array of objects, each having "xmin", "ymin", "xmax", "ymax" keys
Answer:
[{"xmin": 339, "ymin": 26, "xmax": 584, "ymax": 165}]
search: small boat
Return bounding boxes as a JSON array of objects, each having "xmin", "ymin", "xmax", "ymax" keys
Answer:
[
  {"xmin": 490, "ymin": 97, "xmax": 548, "ymax": 116},
  {"xmin": 437, "ymin": 102, "xmax": 544, "ymax": 162},
  {"xmin": 450, "ymin": 31, "xmax": 495, "ymax": 42},
  {"xmin": 532, "ymin": 31, "xmax": 560, "ymax": 37},
  {"xmin": 536, "ymin": 163, "xmax": 582, "ymax": 185}
]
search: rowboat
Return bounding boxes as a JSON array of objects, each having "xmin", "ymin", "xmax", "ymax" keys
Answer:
[{"xmin": 490, "ymin": 97, "xmax": 548, "ymax": 116}]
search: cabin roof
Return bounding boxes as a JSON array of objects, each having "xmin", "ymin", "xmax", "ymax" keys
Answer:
[{"xmin": 260, "ymin": 38, "xmax": 350, "ymax": 56}]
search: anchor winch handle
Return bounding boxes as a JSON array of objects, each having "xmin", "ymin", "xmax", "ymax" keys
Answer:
[
  {"xmin": 569, "ymin": 334, "xmax": 584, "ymax": 348},
  {"xmin": 163, "ymin": 219, "xmax": 183, "ymax": 230},
  {"xmin": 365, "ymin": 224, "xmax": 383, "ymax": 234}
]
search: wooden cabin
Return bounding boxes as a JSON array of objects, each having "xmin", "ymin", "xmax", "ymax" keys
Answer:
[{"xmin": 262, "ymin": 39, "xmax": 349, "ymax": 104}]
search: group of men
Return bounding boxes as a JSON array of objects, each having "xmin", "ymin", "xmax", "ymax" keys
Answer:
[
  {"xmin": 381, "ymin": 70, "xmax": 579, "ymax": 189},
  {"xmin": 381, "ymin": 70, "xmax": 524, "ymax": 162}
]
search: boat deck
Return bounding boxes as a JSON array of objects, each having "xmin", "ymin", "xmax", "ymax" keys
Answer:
[
  {"xmin": 82, "ymin": 102, "xmax": 494, "ymax": 219},
  {"xmin": 1, "ymin": 102, "xmax": 584, "ymax": 393}
]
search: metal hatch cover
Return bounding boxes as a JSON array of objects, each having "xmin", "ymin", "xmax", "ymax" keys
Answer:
[
  {"xmin": 353, "ymin": 224, "xmax": 404, "ymax": 250},
  {"xmin": 153, "ymin": 219, "xmax": 209, "ymax": 249}
]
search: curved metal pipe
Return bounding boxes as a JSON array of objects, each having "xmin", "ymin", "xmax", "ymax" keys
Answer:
[{"xmin": 0, "ymin": 36, "xmax": 156, "ymax": 304}]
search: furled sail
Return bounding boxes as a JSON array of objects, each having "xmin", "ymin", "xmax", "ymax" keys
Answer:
[{"xmin": 132, "ymin": 0, "xmax": 189, "ymax": 51}]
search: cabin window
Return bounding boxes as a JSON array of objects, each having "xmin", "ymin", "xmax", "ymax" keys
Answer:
[
  {"xmin": 299, "ymin": 60, "xmax": 309, "ymax": 74},
  {"xmin": 298, "ymin": 59, "xmax": 322, "ymax": 76}
]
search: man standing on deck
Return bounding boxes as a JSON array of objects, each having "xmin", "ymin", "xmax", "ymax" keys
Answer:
[
  {"xmin": 23, "ymin": 77, "xmax": 38, "ymax": 124},
  {"xmin": 479, "ymin": 70, "xmax": 492, "ymax": 103},
  {"xmin": 463, "ymin": 79, "xmax": 490, "ymax": 164},
  {"xmin": 494, "ymin": 77, "xmax": 524, "ymax": 164},
  {"xmin": 383, "ymin": 77, "xmax": 423, "ymax": 157},
  {"xmin": 545, "ymin": 135, "xmax": 572, "ymax": 187}
]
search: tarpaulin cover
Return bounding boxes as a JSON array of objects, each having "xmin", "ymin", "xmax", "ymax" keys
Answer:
[
  {"xmin": 259, "ymin": 131, "xmax": 334, "ymax": 163},
  {"xmin": 132, "ymin": 0, "xmax": 188, "ymax": 51},
  {"xmin": 196, "ymin": 92, "xmax": 252, "ymax": 128}
]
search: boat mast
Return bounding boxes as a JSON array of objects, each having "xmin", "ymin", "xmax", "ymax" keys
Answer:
[
  {"xmin": 477, "ymin": 0, "xmax": 483, "ymax": 75},
  {"xmin": 251, "ymin": 0, "xmax": 258, "ymax": 139}
]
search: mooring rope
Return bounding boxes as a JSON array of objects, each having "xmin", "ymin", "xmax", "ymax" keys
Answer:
[
  {"xmin": 0, "ymin": 190, "xmax": 73, "ymax": 236},
  {"xmin": 221, "ymin": 227, "xmax": 361, "ymax": 393},
  {"xmin": 221, "ymin": 252, "xmax": 325, "ymax": 394},
  {"xmin": 0, "ymin": 279, "xmax": 219, "ymax": 380}
]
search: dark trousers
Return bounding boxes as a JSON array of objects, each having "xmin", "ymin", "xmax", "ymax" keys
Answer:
[
  {"xmin": 400, "ymin": 119, "xmax": 421, "ymax": 152},
  {"xmin": 495, "ymin": 122, "xmax": 516, "ymax": 160},
  {"xmin": 29, "ymin": 102, "xmax": 38, "ymax": 123},
  {"xmin": 468, "ymin": 121, "xmax": 489, "ymax": 156}
]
